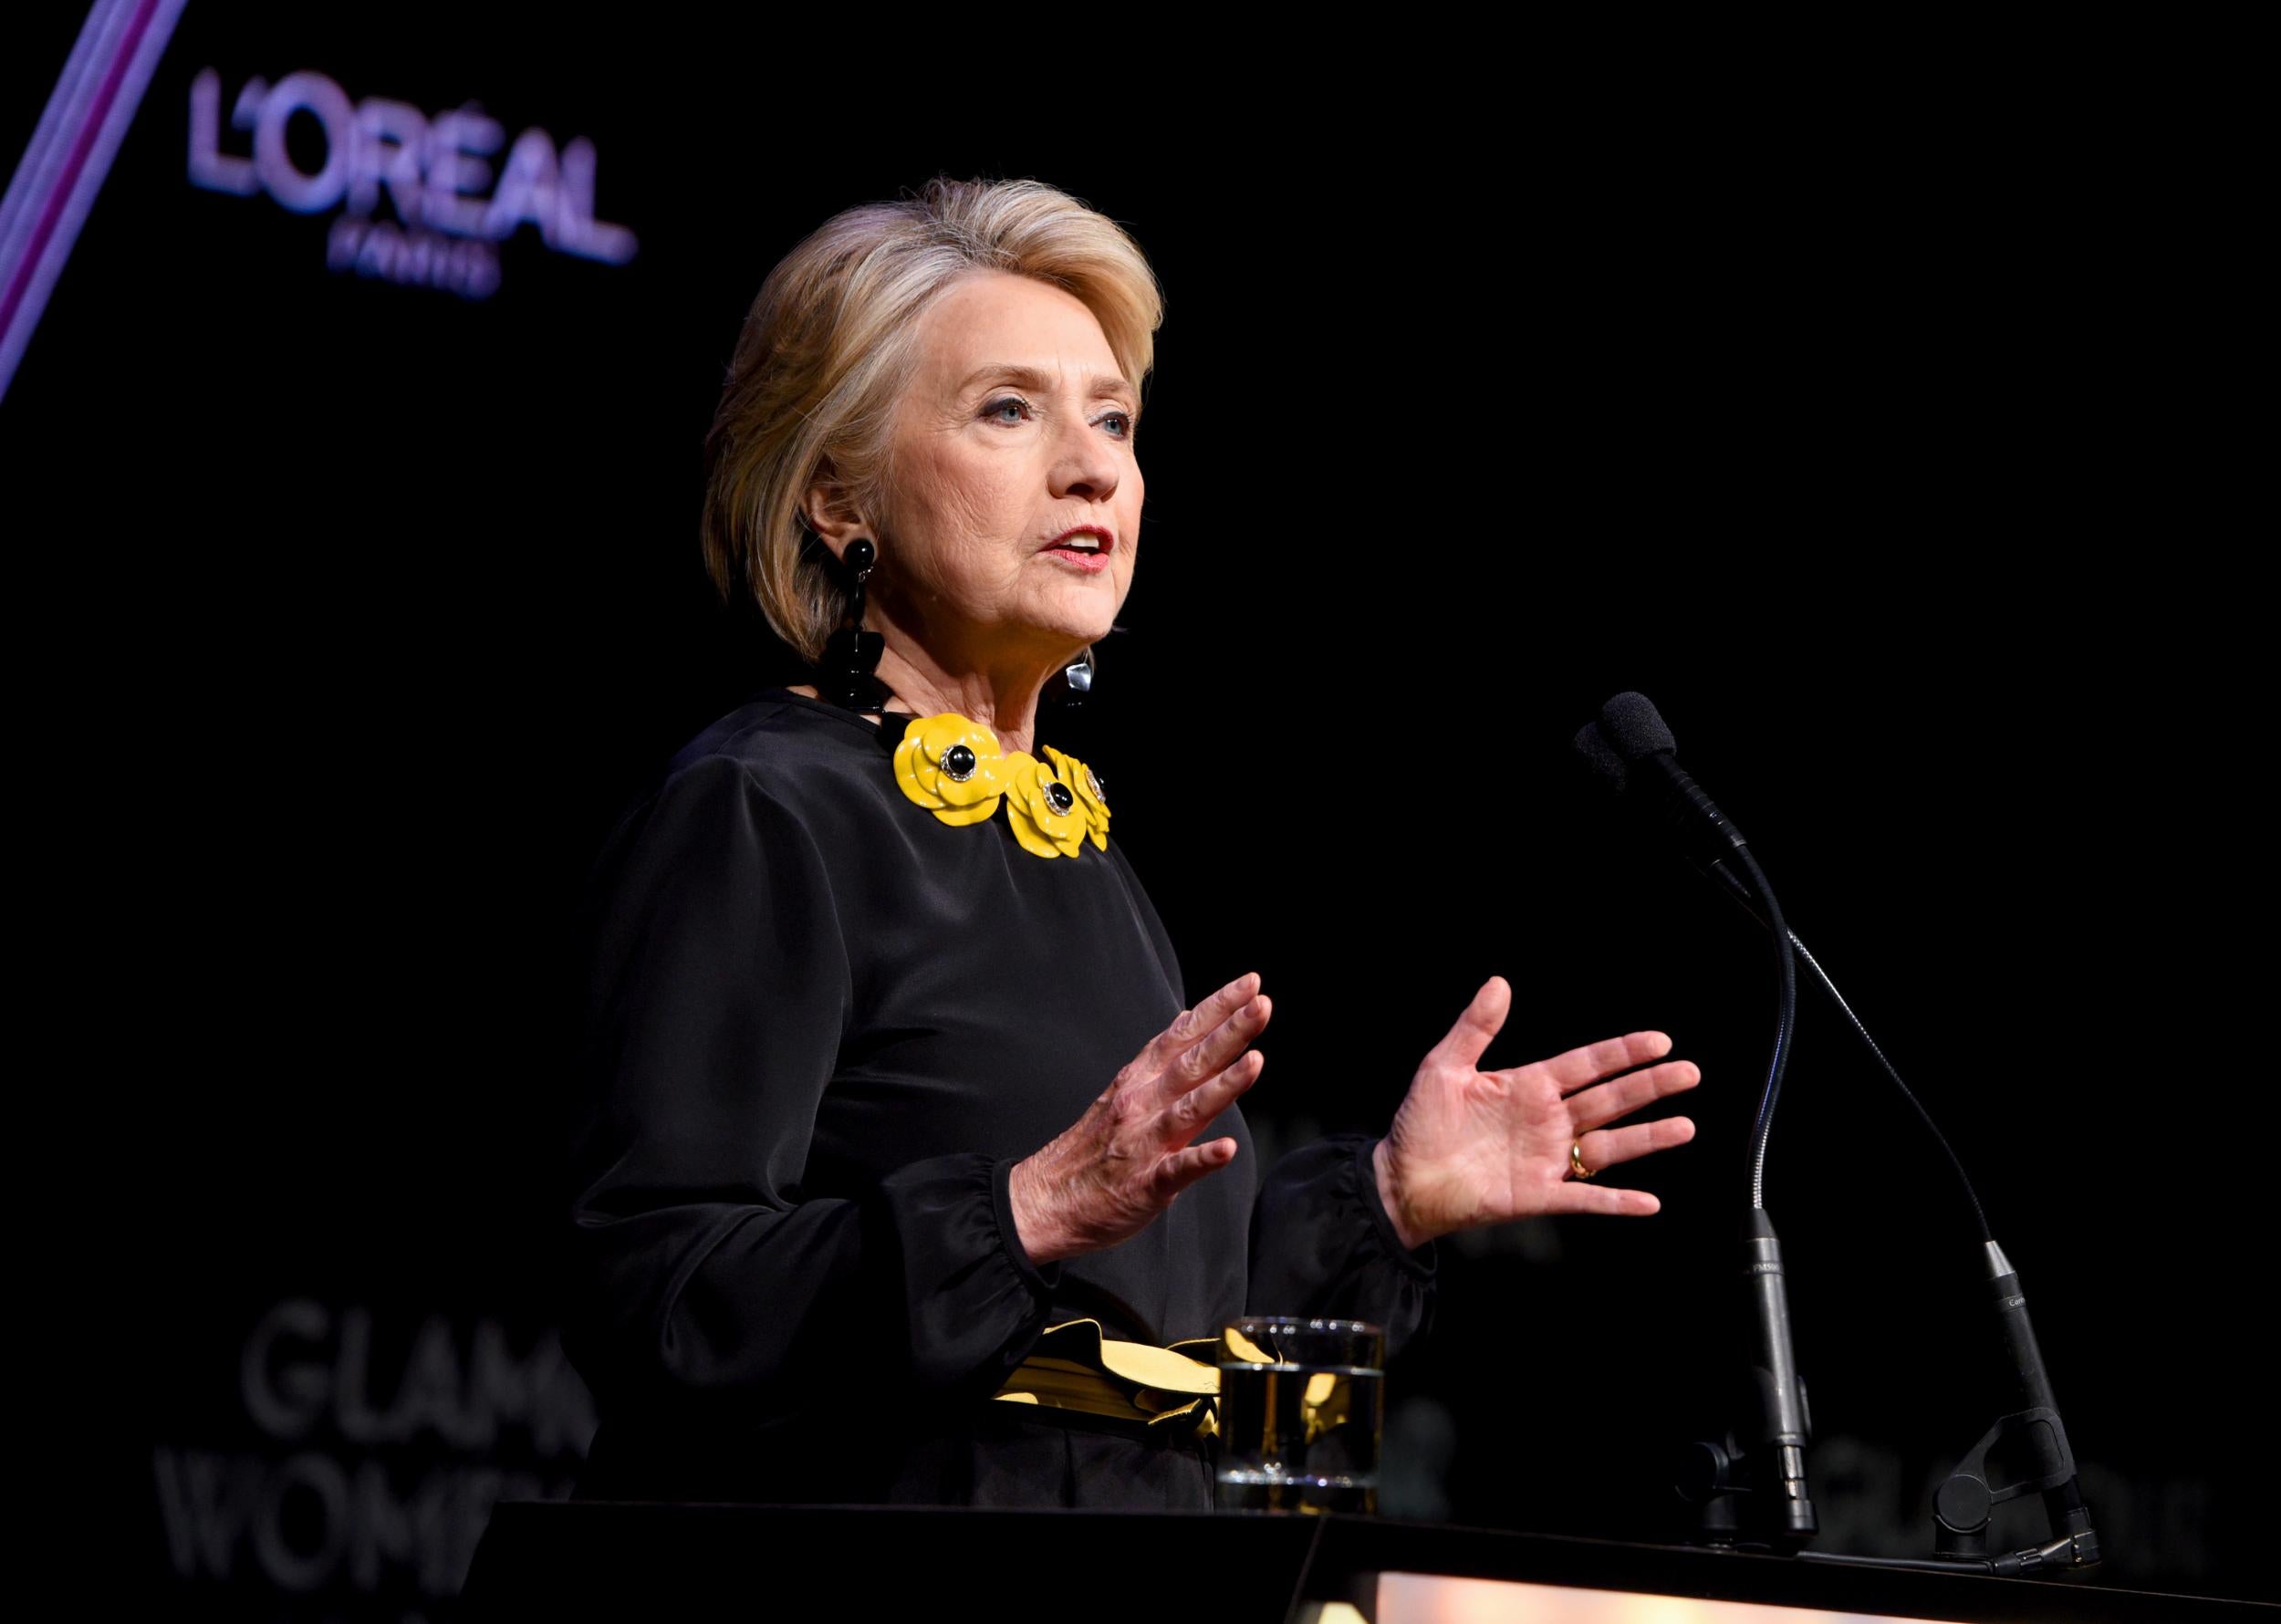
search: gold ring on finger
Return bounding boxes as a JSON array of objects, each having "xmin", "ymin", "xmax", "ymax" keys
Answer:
[{"xmin": 1570, "ymin": 1140, "xmax": 1595, "ymax": 1181}]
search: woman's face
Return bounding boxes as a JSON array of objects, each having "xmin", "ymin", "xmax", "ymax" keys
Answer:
[{"xmin": 869, "ymin": 268, "xmax": 1142, "ymax": 672}]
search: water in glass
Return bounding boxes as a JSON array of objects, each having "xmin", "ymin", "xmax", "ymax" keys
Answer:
[{"xmin": 1214, "ymin": 1317, "xmax": 1384, "ymax": 1514}]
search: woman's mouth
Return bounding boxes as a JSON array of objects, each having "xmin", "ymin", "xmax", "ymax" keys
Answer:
[
  {"xmin": 1041, "ymin": 543, "xmax": 1111, "ymax": 573},
  {"xmin": 1040, "ymin": 526, "xmax": 1114, "ymax": 573}
]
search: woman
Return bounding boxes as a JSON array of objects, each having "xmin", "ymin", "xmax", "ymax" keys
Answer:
[{"xmin": 563, "ymin": 177, "xmax": 1702, "ymax": 1509}]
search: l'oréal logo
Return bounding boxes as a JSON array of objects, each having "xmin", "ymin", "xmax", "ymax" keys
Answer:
[{"xmin": 187, "ymin": 68, "xmax": 636, "ymax": 299}]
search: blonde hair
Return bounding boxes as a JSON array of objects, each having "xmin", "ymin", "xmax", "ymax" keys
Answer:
[{"xmin": 700, "ymin": 176, "xmax": 1165, "ymax": 662}]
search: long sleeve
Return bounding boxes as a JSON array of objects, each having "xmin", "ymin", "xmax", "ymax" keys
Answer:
[
  {"xmin": 1245, "ymin": 1134, "xmax": 1437, "ymax": 1360},
  {"xmin": 561, "ymin": 754, "xmax": 1064, "ymax": 1443}
]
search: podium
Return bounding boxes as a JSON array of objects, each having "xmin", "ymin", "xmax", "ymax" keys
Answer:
[{"xmin": 463, "ymin": 1503, "xmax": 2269, "ymax": 1621}]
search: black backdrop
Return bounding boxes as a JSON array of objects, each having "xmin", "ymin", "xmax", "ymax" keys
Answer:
[{"xmin": 5, "ymin": 9, "xmax": 2266, "ymax": 1616}]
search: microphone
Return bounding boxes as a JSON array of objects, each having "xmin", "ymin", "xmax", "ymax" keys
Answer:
[
  {"xmin": 1932, "ymin": 1242, "xmax": 2099, "ymax": 1570},
  {"xmin": 1575, "ymin": 705, "xmax": 1757, "ymax": 912},
  {"xmin": 1592, "ymin": 691, "xmax": 1753, "ymax": 869},
  {"xmin": 1578, "ymin": 692, "xmax": 1815, "ymax": 1550},
  {"xmin": 1578, "ymin": 721, "xmax": 1752, "ymax": 912},
  {"xmin": 1578, "ymin": 693, "xmax": 1798, "ymax": 1203},
  {"xmin": 1572, "ymin": 692, "xmax": 2099, "ymax": 1577}
]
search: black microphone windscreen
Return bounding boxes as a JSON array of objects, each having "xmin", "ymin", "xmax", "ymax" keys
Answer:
[
  {"xmin": 1572, "ymin": 722, "xmax": 1629, "ymax": 792},
  {"xmin": 1599, "ymin": 691, "xmax": 1677, "ymax": 763}
]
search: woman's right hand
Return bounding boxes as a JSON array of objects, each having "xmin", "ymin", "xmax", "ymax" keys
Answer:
[{"xmin": 1006, "ymin": 973, "xmax": 1271, "ymax": 1265}]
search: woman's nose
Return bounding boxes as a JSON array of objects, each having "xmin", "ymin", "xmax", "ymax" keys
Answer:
[{"xmin": 1048, "ymin": 410, "xmax": 1120, "ymax": 501}]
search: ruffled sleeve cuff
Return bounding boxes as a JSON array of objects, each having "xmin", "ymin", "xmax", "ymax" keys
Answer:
[
  {"xmin": 1353, "ymin": 1136, "xmax": 1439, "ymax": 1286},
  {"xmin": 1245, "ymin": 1133, "xmax": 1438, "ymax": 1360},
  {"xmin": 989, "ymin": 1154, "xmax": 1065, "ymax": 1301},
  {"xmin": 870, "ymin": 1150, "xmax": 1065, "ymax": 1398}
]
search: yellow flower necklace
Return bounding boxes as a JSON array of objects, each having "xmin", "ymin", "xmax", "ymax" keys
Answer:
[{"xmin": 891, "ymin": 713, "xmax": 1110, "ymax": 859}]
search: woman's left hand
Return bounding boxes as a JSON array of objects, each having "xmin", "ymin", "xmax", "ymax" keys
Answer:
[{"xmin": 1371, "ymin": 976, "xmax": 1701, "ymax": 1250}]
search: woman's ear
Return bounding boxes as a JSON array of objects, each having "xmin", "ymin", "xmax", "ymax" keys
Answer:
[{"xmin": 802, "ymin": 468, "xmax": 868, "ymax": 562}]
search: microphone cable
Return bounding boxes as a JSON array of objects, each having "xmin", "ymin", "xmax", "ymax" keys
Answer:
[
  {"xmin": 1787, "ymin": 930, "xmax": 1992, "ymax": 1243},
  {"xmin": 1695, "ymin": 859, "xmax": 1995, "ymax": 1244},
  {"xmin": 1579, "ymin": 702, "xmax": 1989, "ymax": 1230}
]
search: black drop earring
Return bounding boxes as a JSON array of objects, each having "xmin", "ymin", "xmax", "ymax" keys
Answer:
[{"xmin": 816, "ymin": 535, "xmax": 893, "ymax": 713}]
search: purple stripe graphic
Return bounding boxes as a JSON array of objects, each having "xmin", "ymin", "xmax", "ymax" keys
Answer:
[
  {"xmin": 0, "ymin": 0, "xmax": 156, "ymax": 337},
  {"xmin": 0, "ymin": 3, "xmax": 130, "ymax": 270},
  {"xmin": 0, "ymin": 0, "xmax": 184, "ymax": 403}
]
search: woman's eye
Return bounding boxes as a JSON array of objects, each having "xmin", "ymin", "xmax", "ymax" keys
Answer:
[{"xmin": 983, "ymin": 397, "xmax": 1135, "ymax": 440}]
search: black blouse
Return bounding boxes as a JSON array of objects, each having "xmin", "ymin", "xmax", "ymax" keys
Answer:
[{"xmin": 562, "ymin": 689, "xmax": 1435, "ymax": 1508}]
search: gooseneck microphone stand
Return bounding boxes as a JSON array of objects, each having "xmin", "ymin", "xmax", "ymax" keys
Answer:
[
  {"xmin": 1701, "ymin": 867, "xmax": 2101, "ymax": 1578},
  {"xmin": 1592, "ymin": 695, "xmax": 1818, "ymax": 1554},
  {"xmin": 1578, "ymin": 694, "xmax": 2100, "ymax": 1580}
]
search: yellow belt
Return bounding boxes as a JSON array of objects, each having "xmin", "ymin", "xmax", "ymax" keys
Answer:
[{"xmin": 992, "ymin": 1319, "xmax": 1224, "ymax": 1437}]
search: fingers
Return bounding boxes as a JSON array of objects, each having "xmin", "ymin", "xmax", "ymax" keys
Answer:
[
  {"xmin": 1426, "ymin": 975, "xmax": 1512, "ymax": 1072},
  {"xmin": 1536, "ymin": 1104, "xmax": 1698, "ymax": 1222},
  {"xmin": 1540, "ymin": 1030, "xmax": 1675, "ymax": 1096},
  {"xmin": 1150, "ymin": 1136, "xmax": 1240, "ymax": 1202},
  {"xmin": 1041, "ymin": 977, "xmax": 1266, "ymax": 1265},
  {"xmin": 1576, "ymin": 1115, "xmax": 1696, "ymax": 1173},
  {"xmin": 1162, "ymin": 1049, "xmax": 1265, "ymax": 1145},
  {"xmin": 1565, "ymin": 1059, "xmax": 1702, "ymax": 1133},
  {"xmin": 1151, "ymin": 993, "xmax": 1272, "ymax": 1109},
  {"xmin": 1546, "ymin": 1181, "xmax": 1663, "ymax": 1217},
  {"xmin": 1149, "ymin": 973, "xmax": 1261, "ymax": 1067}
]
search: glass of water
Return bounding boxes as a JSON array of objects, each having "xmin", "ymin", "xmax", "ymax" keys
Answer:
[{"xmin": 1213, "ymin": 1317, "xmax": 1385, "ymax": 1514}]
